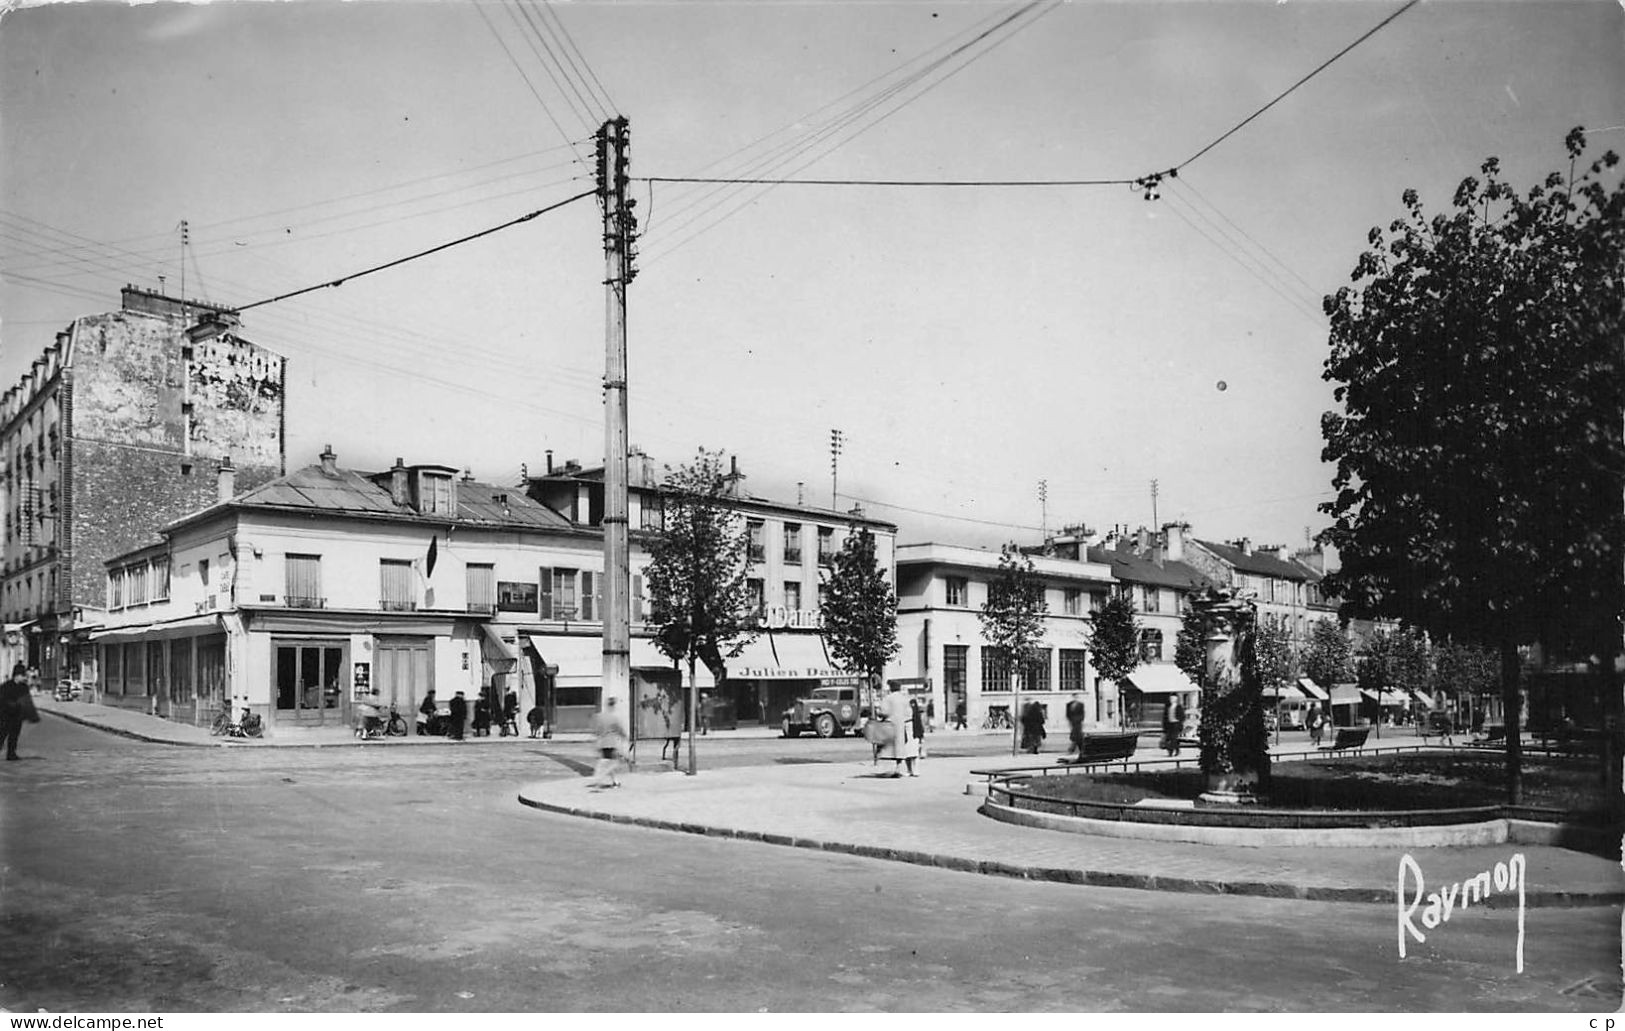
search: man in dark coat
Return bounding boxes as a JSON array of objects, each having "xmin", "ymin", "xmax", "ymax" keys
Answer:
[
  {"xmin": 448, "ymin": 691, "xmax": 468, "ymax": 741},
  {"xmin": 1, "ymin": 662, "xmax": 38, "ymax": 760},
  {"xmin": 1019, "ymin": 700, "xmax": 1046, "ymax": 754},
  {"xmin": 1064, "ymin": 693, "xmax": 1087, "ymax": 761}
]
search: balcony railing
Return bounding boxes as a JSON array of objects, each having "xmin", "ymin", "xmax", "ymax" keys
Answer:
[
  {"xmin": 783, "ymin": 548, "xmax": 802, "ymax": 565},
  {"xmin": 380, "ymin": 599, "xmax": 418, "ymax": 612},
  {"xmin": 466, "ymin": 602, "xmax": 496, "ymax": 615},
  {"xmin": 285, "ymin": 595, "xmax": 326, "ymax": 609}
]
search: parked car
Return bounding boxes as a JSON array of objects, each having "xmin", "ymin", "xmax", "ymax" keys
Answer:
[{"xmin": 782, "ymin": 685, "xmax": 866, "ymax": 738}]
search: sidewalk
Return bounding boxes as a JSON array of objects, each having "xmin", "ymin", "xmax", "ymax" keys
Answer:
[{"xmin": 517, "ymin": 752, "xmax": 1625, "ymax": 908}]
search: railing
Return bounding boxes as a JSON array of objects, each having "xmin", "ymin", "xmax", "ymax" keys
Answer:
[
  {"xmin": 284, "ymin": 595, "xmax": 326, "ymax": 609},
  {"xmin": 783, "ymin": 548, "xmax": 802, "ymax": 565},
  {"xmin": 380, "ymin": 599, "xmax": 418, "ymax": 612},
  {"xmin": 466, "ymin": 602, "xmax": 496, "ymax": 615}
]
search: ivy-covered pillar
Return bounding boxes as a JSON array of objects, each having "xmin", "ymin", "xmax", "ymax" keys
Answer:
[{"xmin": 1195, "ymin": 588, "xmax": 1269, "ymax": 804}]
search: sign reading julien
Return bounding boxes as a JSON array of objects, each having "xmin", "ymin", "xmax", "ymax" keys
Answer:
[{"xmin": 757, "ymin": 606, "xmax": 822, "ymax": 630}]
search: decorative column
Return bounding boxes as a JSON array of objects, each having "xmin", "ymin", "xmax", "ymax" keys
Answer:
[{"xmin": 1195, "ymin": 588, "xmax": 1269, "ymax": 804}]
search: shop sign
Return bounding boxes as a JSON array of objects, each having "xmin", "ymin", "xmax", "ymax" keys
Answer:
[
  {"xmin": 733, "ymin": 665, "xmax": 849, "ymax": 680},
  {"xmin": 757, "ymin": 605, "xmax": 823, "ymax": 630},
  {"xmin": 353, "ymin": 662, "xmax": 371, "ymax": 693},
  {"xmin": 497, "ymin": 581, "xmax": 538, "ymax": 613}
]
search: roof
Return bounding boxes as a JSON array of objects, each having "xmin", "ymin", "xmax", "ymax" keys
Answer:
[
  {"xmin": 190, "ymin": 464, "xmax": 575, "ymax": 531},
  {"xmin": 534, "ymin": 465, "xmax": 898, "ymax": 531},
  {"xmin": 1084, "ymin": 543, "xmax": 1211, "ymax": 591},
  {"xmin": 1192, "ymin": 539, "xmax": 1313, "ymax": 581}
]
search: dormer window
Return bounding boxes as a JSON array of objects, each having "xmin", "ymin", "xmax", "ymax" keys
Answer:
[{"xmin": 420, "ymin": 471, "xmax": 455, "ymax": 515}]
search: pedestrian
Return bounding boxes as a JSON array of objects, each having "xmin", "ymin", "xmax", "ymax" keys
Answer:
[
  {"xmin": 1, "ymin": 662, "xmax": 40, "ymax": 761},
  {"xmin": 953, "ymin": 700, "xmax": 967, "ymax": 731},
  {"xmin": 417, "ymin": 689, "xmax": 437, "ymax": 736},
  {"xmin": 911, "ymin": 697, "xmax": 927, "ymax": 761},
  {"xmin": 471, "ymin": 695, "xmax": 491, "ymax": 737},
  {"xmin": 1019, "ymin": 699, "xmax": 1046, "ymax": 754},
  {"xmin": 877, "ymin": 682, "xmax": 918, "ymax": 777},
  {"xmin": 1064, "ymin": 692, "xmax": 1087, "ymax": 761},
  {"xmin": 1308, "ymin": 704, "xmax": 1325, "ymax": 747},
  {"xmin": 925, "ymin": 698, "xmax": 936, "ymax": 734},
  {"xmin": 1165, "ymin": 695, "xmax": 1187, "ymax": 757},
  {"xmin": 589, "ymin": 696, "xmax": 628, "ymax": 788},
  {"xmin": 526, "ymin": 704, "xmax": 545, "ymax": 738},
  {"xmin": 501, "ymin": 689, "xmax": 520, "ymax": 737},
  {"xmin": 448, "ymin": 690, "xmax": 468, "ymax": 741}
]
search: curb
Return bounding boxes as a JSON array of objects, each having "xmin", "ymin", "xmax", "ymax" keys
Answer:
[
  {"xmin": 38, "ymin": 707, "xmax": 587, "ymax": 750},
  {"xmin": 40, "ymin": 707, "xmax": 224, "ymax": 748},
  {"xmin": 515, "ymin": 789, "xmax": 1625, "ymax": 909}
]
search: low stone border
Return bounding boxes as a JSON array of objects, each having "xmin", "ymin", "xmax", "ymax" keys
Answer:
[{"xmin": 516, "ymin": 790, "xmax": 1624, "ymax": 908}]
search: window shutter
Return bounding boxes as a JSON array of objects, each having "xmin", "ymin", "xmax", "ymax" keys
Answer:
[
  {"xmin": 631, "ymin": 574, "xmax": 644, "ymax": 621},
  {"xmin": 580, "ymin": 571, "xmax": 595, "ymax": 621},
  {"xmin": 539, "ymin": 566, "xmax": 553, "ymax": 619}
]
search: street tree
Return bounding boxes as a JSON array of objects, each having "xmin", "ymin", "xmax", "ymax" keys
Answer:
[
  {"xmin": 1086, "ymin": 593, "xmax": 1141, "ymax": 727},
  {"xmin": 1319, "ymin": 129, "xmax": 1625, "ymax": 801},
  {"xmin": 819, "ymin": 526, "xmax": 899, "ymax": 718},
  {"xmin": 1431, "ymin": 639, "xmax": 1499, "ymax": 727},
  {"xmin": 978, "ymin": 543, "xmax": 1049, "ymax": 754},
  {"xmin": 1358, "ymin": 626, "xmax": 1429, "ymax": 737},
  {"xmin": 644, "ymin": 449, "xmax": 758, "ymax": 775},
  {"xmin": 1301, "ymin": 619, "xmax": 1353, "ymax": 699},
  {"xmin": 1254, "ymin": 614, "xmax": 1298, "ymax": 738}
]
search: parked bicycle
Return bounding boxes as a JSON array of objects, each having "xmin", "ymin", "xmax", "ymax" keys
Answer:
[
  {"xmin": 355, "ymin": 703, "xmax": 409, "ymax": 740},
  {"xmin": 211, "ymin": 706, "xmax": 264, "ymax": 739},
  {"xmin": 981, "ymin": 707, "xmax": 1013, "ymax": 731}
]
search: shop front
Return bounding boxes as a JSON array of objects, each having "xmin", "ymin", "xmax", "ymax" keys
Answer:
[
  {"xmin": 521, "ymin": 633, "xmax": 714, "ymax": 734},
  {"xmin": 1121, "ymin": 663, "xmax": 1202, "ymax": 731},
  {"xmin": 716, "ymin": 631, "xmax": 857, "ymax": 727}
]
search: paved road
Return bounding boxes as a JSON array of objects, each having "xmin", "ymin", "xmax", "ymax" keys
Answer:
[{"xmin": 1, "ymin": 717, "xmax": 1618, "ymax": 1013}]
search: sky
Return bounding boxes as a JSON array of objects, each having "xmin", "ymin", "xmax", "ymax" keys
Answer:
[{"xmin": 1, "ymin": 0, "xmax": 1621, "ymax": 554}]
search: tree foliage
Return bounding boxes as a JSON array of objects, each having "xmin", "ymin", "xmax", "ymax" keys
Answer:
[
  {"xmin": 1301, "ymin": 618, "xmax": 1353, "ymax": 690},
  {"xmin": 1175, "ymin": 606, "xmax": 1217, "ymax": 688},
  {"xmin": 1086, "ymin": 593, "xmax": 1141, "ymax": 688},
  {"xmin": 1359, "ymin": 626, "xmax": 1430, "ymax": 704},
  {"xmin": 978, "ymin": 543, "xmax": 1049, "ymax": 676},
  {"xmin": 819, "ymin": 527, "xmax": 899, "ymax": 700},
  {"xmin": 1318, "ymin": 129, "xmax": 1625, "ymax": 801},
  {"xmin": 1430, "ymin": 639, "xmax": 1498, "ymax": 702},
  {"xmin": 644, "ymin": 450, "xmax": 758, "ymax": 678},
  {"xmin": 1254, "ymin": 614, "xmax": 1299, "ymax": 695}
]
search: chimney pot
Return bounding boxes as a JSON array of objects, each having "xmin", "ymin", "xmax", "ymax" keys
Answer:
[
  {"xmin": 545, "ymin": 450, "xmax": 553, "ymax": 474},
  {"xmin": 319, "ymin": 445, "xmax": 337, "ymax": 476},
  {"xmin": 389, "ymin": 458, "xmax": 409, "ymax": 506},
  {"xmin": 216, "ymin": 458, "xmax": 236, "ymax": 503}
]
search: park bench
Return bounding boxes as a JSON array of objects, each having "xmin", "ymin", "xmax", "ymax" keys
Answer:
[
  {"xmin": 1475, "ymin": 724, "xmax": 1507, "ymax": 747},
  {"xmin": 1320, "ymin": 727, "xmax": 1370, "ymax": 752},
  {"xmin": 1056, "ymin": 731, "xmax": 1141, "ymax": 766}
]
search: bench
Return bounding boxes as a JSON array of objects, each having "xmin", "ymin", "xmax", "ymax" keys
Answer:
[
  {"xmin": 1056, "ymin": 731, "xmax": 1140, "ymax": 766},
  {"xmin": 1321, "ymin": 727, "xmax": 1370, "ymax": 751},
  {"xmin": 1476, "ymin": 724, "xmax": 1507, "ymax": 747}
]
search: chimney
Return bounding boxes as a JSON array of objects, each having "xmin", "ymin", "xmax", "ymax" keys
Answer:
[
  {"xmin": 216, "ymin": 457, "xmax": 236, "ymax": 503},
  {"xmin": 462, "ymin": 467, "xmax": 474, "ymax": 483},
  {"xmin": 1237, "ymin": 537, "xmax": 1253, "ymax": 556},
  {"xmin": 545, "ymin": 450, "xmax": 554, "ymax": 474},
  {"xmin": 1162, "ymin": 522, "xmax": 1186, "ymax": 562},
  {"xmin": 390, "ymin": 458, "xmax": 409, "ymax": 506},
  {"xmin": 319, "ymin": 445, "xmax": 337, "ymax": 476},
  {"xmin": 1274, "ymin": 544, "xmax": 1291, "ymax": 561},
  {"xmin": 1135, "ymin": 526, "xmax": 1151, "ymax": 555}
]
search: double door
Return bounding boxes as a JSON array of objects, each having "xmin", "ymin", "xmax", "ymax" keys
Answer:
[
  {"xmin": 374, "ymin": 638, "xmax": 434, "ymax": 723},
  {"xmin": 273, "ymin": 639, "xmax": 347, "ymax": 726}
]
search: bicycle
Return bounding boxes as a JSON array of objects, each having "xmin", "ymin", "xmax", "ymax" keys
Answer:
[
  {"xmin": 355, "ymin": 704, "xmax": 409, "ymax": 740},
  {"xmin": 981, "ymin": 708, "xmax": 1013, "ymax": 731}
]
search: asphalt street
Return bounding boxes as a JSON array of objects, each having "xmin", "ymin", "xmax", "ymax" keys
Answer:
[{"xmin": 1, "ymin": 716, "xmax": 1618, "ymax": 1013}]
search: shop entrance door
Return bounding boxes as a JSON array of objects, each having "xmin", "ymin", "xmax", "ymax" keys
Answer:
[
  {"xmin": 375, "ymin": 638, "xmax": 433, "ymax": 723},
  {"xmin": 273, "ymin": 639, "xmax": 348, "ymax": 726}
]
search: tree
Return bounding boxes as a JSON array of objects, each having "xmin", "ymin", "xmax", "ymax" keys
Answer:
[
  {"xmin": 819, "ymin": 526, "xmax": 899, "ymax": 718},
  {"xmin": 1254, "ymin": 614, "xmax": 1298, "ymax": 740},
  {"xmin": 978, "ymin": 543, "xmax": 1049, "ymax": 754},
  {"xmin": 1086, "ymin": 593, "xmax": 1141, "ymax": 727},
  {"xmin": 1320, "ymin": 129, "xmax": 1625, "ymax": 802},
  {"xmin": 1301, "ymin": 618, "xmax": 1353, "ymax": 704},
  {"xmin": 1175, "ymin": 606, "xmax": 1217, "ymax": 689},
  {"xmin": 1431, "ymin": 639, "xmax": 1498, "ymax": 726},
  {"xmin": 644, "ymin": 449, "xmax": 758, "ymax": 775},
  {"xmin": 1358, "ymin": 626, "xmax": 1429, "ymax": 737}
]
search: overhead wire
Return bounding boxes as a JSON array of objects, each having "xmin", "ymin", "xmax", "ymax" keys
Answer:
[
  {"xmin": 537, "ymin": 0, "xmax": 617, "ymax": 115},
  {"xmin": 511, "ymin": 0, "xmax": 609, "ymax": 126},
  {"xmin": 475, "ymin": 0, "xmax": 591, "ymax": 163},
  {"xmin": 500, "ymin": 0, "xmax": 602, "ymax": 132},
  {"xmin": 1168, "ymin": 175, "xmax": 1323, "ymax": 299}
]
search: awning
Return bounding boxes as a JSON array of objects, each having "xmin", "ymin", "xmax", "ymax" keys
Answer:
[
  {"xmin": 1328, "ymin": 683, "xmax": 1362, "ymax": 705},
  {"xmin": 89, "ymin": 614, "xmax": 223, "ymax": 644},
  {"xmin": 477, "ymin": 623, "xmax": 519, "ymax": 674},
  {"xmin": 1122, "ymin": 664, "xmax": 1200, "ymax": 695},
  {"xmin": 722, "ymin": 631, "xmax": 853, "ymax": 680},
  {"xmin": 1408, "ymin": 689, "xmax": 1434, "ymax": 709},
  {"xmin": 1263, "ymin": 684, "xmax": 1306, "ymax": 700},
  {"xmin": 521, "ymin": 634, "xmax": 715, "ymax": 688},
  {"xmin": 1297, "ymin": 677, "xmax": 1329, "ymax": 701}
]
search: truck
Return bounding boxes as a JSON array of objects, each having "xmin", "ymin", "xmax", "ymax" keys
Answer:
[{"xmin": 781, "ymin": 684, "xmax": 867, "ymax": 739}]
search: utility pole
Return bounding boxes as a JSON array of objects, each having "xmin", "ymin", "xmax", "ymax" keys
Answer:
[
  {"xmin": 1038, "ymin": 480, "xmax": 1048, "ymax": 543},
  {"xmin": 1150, "ymin": 478, "xmax": 1159, "ymax": 529},
  {"xmin": 596, "ymin": 118, "xmax": 637, "ymax": 746},
  {"xmin": 830, "ymin": 429, "xmax": 844, "ymax": 510}
]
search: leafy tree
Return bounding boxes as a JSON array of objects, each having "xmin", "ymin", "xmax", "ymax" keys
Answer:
[
  {"xmin": 644, "ymin": 449, "xmax": 758, "ymax": 774},
  {"xmin": 1086, "ymin": 593, "xmax": 1141, "ymax": 725},
  {"xmin": 819, "ymin": 526, "xmax": 899, "ymax": 717},
  {"xmin": 1358, "ymin": 626, "xmax": 1429, "ymax": 736},
  {"xmin": 978, "ymin": 543, "xmax": 1049, "ymax": 752},
  {"xmin": 1175, "ymin": 606, "xmax": 1217, "ymax": 689},
  {"xmin": 1301, "ymin": 618, "xmax": 1353, "ymax": 719},
  {"xmin": 1254, "ymin": 614, "xmax": 1299, "ymax": 696},
  {"xmin": 1430, "ymin": 639, "xmax": 1498, "ymax": 724},
  {"xmin": 1319, "ymin": 129, "xmax": 1625, "ymax": 801}
]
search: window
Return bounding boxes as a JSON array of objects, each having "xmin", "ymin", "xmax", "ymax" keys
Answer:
[
  {"xmin": 422, "ymin": 472, "xmax": 454, "ymax": 515},
  {"xmin": 1025, "ymin": 648, "xmax": 1052, "ymax": 692},
  {"xmin": 466, "ymin": 563, "xmax": 495, "ymax": 614},
  {"xmin": 817, "ymin": 527, "xmax": 836, "ymax": 566},
  {"xmin": 1138, "ymin": 629, "xmax": 1164, "ymax": 662},
  {"xmin": 199, "ymin": 558, "xmax": 211, "ymax": 588},
  {"xmin": 747, "ymin": 577, "xmax": 765, "ymax": 616},
  {"xmin": 380, "ymin": 559, "xmax": 416, "ymax": 611},
  {"xmin": 128, "ymin": 563, "xmax": 148, "ymax": 606},
  {"xmin": 782, "ymin": 523, "xmax": 802, "ymax": 565},
  {"xmin": 285, "ymin": 554, "xmax": 323, "ymax": 608},
  {"xmin": 640, "ymin": 498, "xmax": 665, "ymax": 532},
  {"xmin": 1063, "ymin": 588, "xmax": 1083, "ymax": 616},
  {"xmin": 152, "ymin": 558, "xmax": 171, "ymax": 602},
  {"xmin": 783, "ymin": 581, "xmax": 802, "ymax": 611},
  {"xmin": 747, "ymin": 520, "xmax": 765, "ymax": 563},
  {"xmin": 1141, "ymin": 586, "xmax": 1160, "ymax": 613},
  {"xmin": 108, "ymin": 568, "xmax": 125, "ymax": 609},
  {"xmin": 981, "ymin": 647, "xmax": 1009, "ymax": 693},
  {"xmin": 1060, "ymin": 649, "xmax": 1088, "ymax": 693},
  {"xmin": 945, "ymin": 576, "xmax": 968, "ymax": 607},
  {"xmin": 541, "ymin": 568, "xmax": 579, "ymax": 620},
  {"xmin": 103, "ymin": 643, "xmax": 123, "ymax": 696},
  {"xmin": 816, "ymin": 581, "xmax": 830, "ymax": 614}
]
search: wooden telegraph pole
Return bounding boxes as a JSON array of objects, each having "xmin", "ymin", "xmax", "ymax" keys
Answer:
[{"xmin": 597, "ymin": 118, "xmax": 635, "ymax": 741}]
